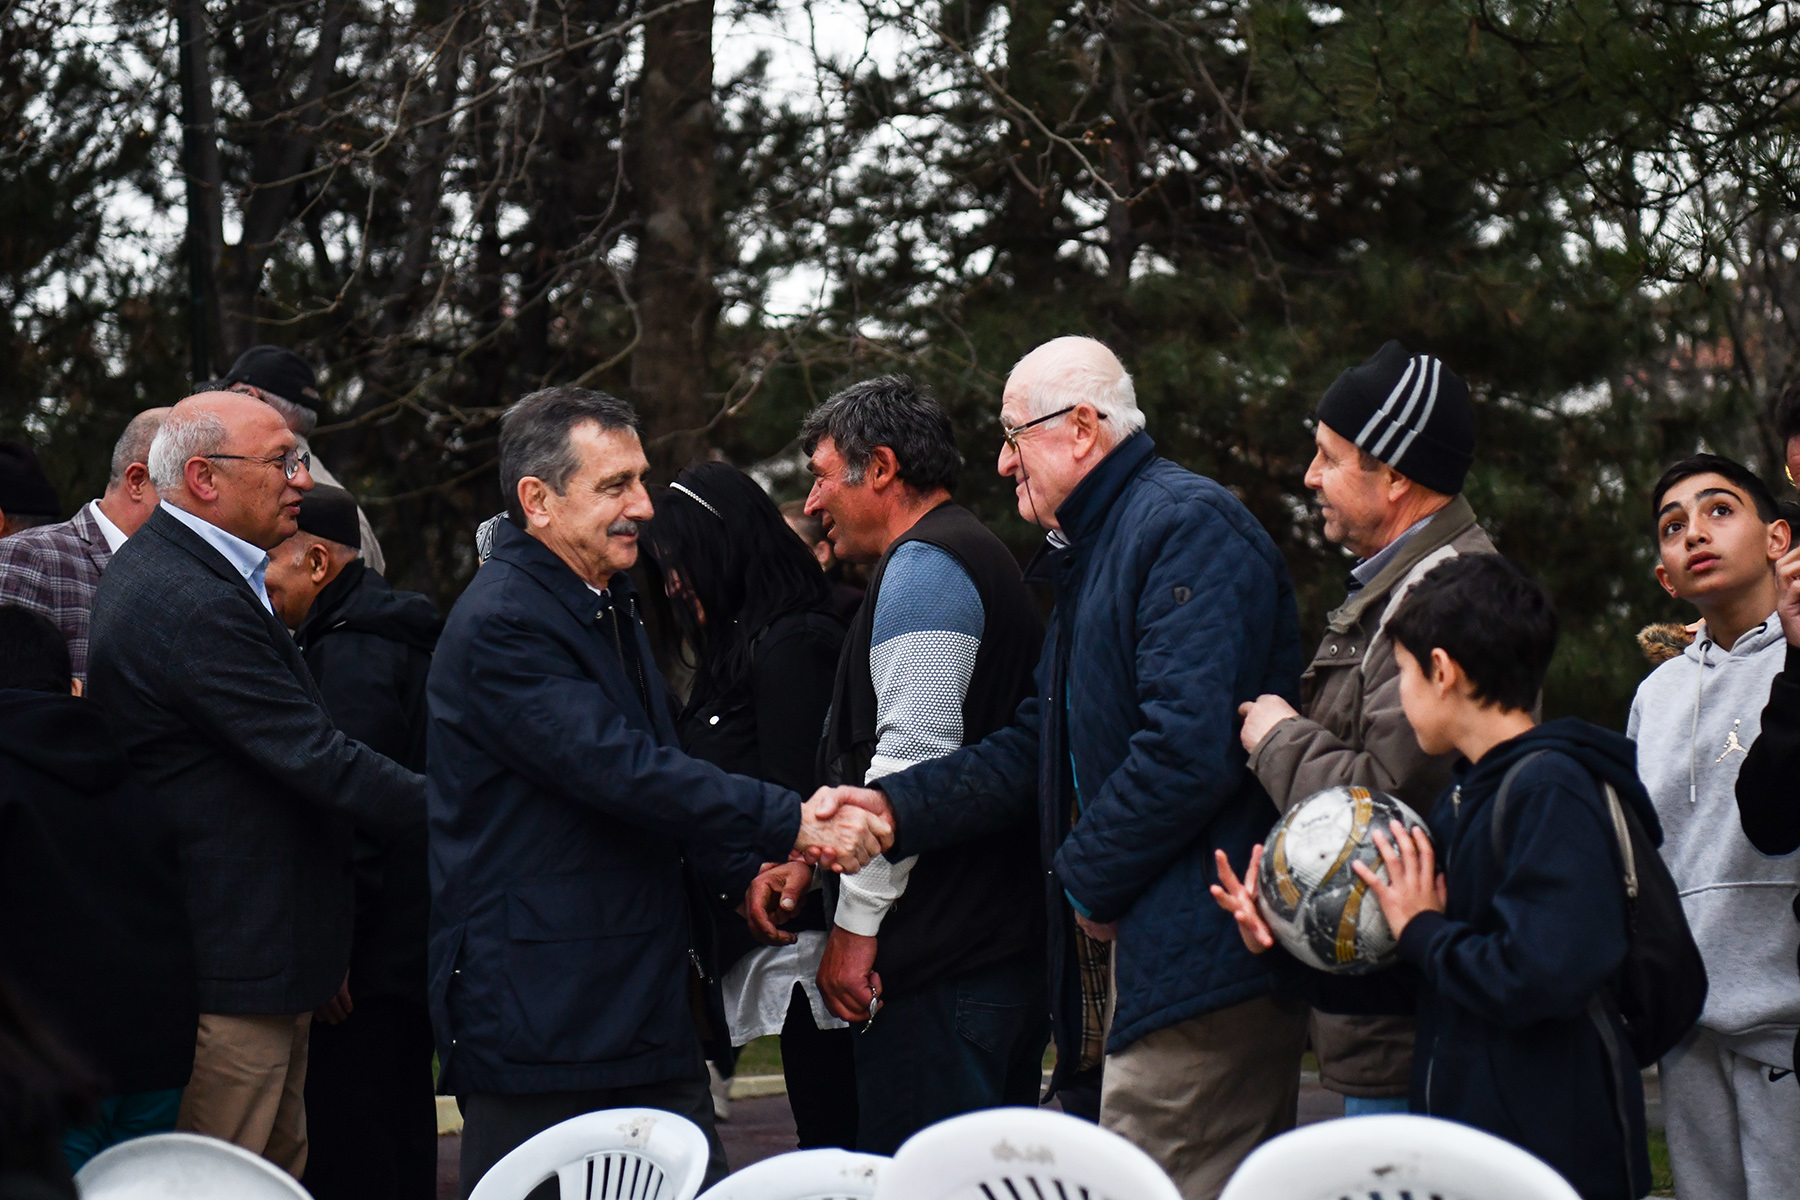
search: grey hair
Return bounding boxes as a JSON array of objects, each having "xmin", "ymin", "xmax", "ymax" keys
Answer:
[
  {"xmin": 1009, "ymin": 337, "xmax": 1146, "ymax": 443},
  {"xmin": 499, "ymin": 387, "xmax": 641, "ymax": 522},
  {"xmin": 798, "ymin": 375, "xmax": 962, "ymax": 492},
  {"xmin": 258, "ymin": 390, "xmax": 318, "ymax": 436},
  {"xmin": 146, "ymin": 408, "xmax": 230, "ymax": 492},
  {"xmin": 108, "ymin": 409, "xmax": 168, "ymax": 486}
]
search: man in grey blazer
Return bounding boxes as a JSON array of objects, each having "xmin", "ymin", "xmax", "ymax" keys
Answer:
[{"xmin": 88, "ymin": 392, "xmax": 423, "ymax": 1178}]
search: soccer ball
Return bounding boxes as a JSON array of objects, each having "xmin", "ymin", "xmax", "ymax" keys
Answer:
[{"xmin": 1255, "ymin": 785, "xmax": 1431, "ymax": 975}]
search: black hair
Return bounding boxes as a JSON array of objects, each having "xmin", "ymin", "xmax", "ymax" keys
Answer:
[
  {"xmin": 1775, "ymin": 381, "xmax": 1800, "ymax": 447},
  {"xmin": 640, "ymin": 462, "xmax": 832, "ymax": 708},
  {"xmin": 798, "ymin": 375, "xmax": 962, "ymax": 493},
  {"xmin": 499, "ymin": 387, "xmax": 641, "ymax": 524},
  {"xmin": 1386, "ymin": 555, "xmax": 1558, "ymax": 713},
  {"xmin": 0, "ymin": 606, "xmax": 72, "ymax": 693},
  {"xmin": 1651, "ymin": 453, "xmax": 1779, "ymax": 529}
]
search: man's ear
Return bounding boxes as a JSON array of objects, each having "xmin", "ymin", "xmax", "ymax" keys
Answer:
[
  {"xmin": 124, "ymin": 461, "xmax": 153, "ymax": 500},
  {"xmin": 1069, "ymin": 404, "xmax": 1105, "ymax": 459},
  {"xmin": 865, "ymin": 446, "xmax": 901, "ymax": 491},
  {"xmin": 308, "ymin": 543, "xmax": 332, "ymax": 583},
  {"xmin": 184, "ymin": 457, "xmax": 220, "ymax": 503},
  {"xmin": 1384, "ymin": 466, "xmax": 1413, "ymax": 504},
  {"xmin": 517, "ymin": 477, "xmax": 552, "ymax": 528}
]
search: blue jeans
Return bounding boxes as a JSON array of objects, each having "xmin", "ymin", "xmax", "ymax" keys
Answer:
[
  {"xmin": 1342, "ymin": 1095, "xmax": 1410, "ymax": 1117},
  {"xmin": 853, "ymin": 954, "xmax": 1050, "ymax": 1154},
  {"xmin": 62, "ymin": 1088, "xmax": 184, "ymax": 1171}
]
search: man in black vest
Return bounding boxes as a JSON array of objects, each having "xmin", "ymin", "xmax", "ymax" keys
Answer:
[{"xmin": 753, "ymin": 375, "xmax": 1047, "ymax": 1154}]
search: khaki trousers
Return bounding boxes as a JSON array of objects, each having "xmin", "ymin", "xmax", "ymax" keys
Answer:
[
  {"xmin": 1100, "ymin": 995, "xmax": 1309, "ymax": 1200},
  {"xmin": 176, "ymin": 1012, "xmax": 312, "ymax": 1177}
]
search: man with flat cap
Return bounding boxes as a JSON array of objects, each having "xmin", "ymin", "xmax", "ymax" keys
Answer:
[
  {"xmin": 217, "ymin": 345, "xmax": 386, "ymax": 574},
  {"xmin": 264, "ymin": 484, "xmax": 442, "ymax": 1200},
  {"xmin": 0, "ymin": 438, "xmax": 62, "ymax": 537},
  {"xmin": 1237, "ymin": 340, "xmax": 1495, "ymax": 1116}
]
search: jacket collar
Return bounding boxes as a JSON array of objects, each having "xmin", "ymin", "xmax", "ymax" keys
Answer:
[
  {"xmin": 295, "ymin": 559, "xmax": 367, "ymax": 645},
  {"xmin": 1052, "ymin": 430, "xmax": 1157, "ymax": 544},
  {"xmin": 1328, "ymin": 493, "xmax": 1480, "ymax": 631},
  {"xmin": 487, "ymin": 517, "xmax": 632, "ymax": 624},
  {"xmin": 69, "ymin": 503, "xmax": 112, "ymax": 568},
  {"xmin": 142, "ymin": 504, "xmax": 261, "ymax": 596}
]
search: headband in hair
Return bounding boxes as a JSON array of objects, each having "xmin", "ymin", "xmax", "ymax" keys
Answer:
[{"xmin": 669, "ymin": 480, "xmax": 723, "ymax": 520}]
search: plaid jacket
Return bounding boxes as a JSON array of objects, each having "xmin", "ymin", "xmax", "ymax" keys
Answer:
[{"xmin": 0, "ymin": 503, "xmax": 110, "ymax": 682}]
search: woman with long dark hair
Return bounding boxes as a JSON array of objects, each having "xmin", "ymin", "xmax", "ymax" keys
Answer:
[{"xmin": 641, "ymin": 462, "xmax": 857, "ymax": 1150}]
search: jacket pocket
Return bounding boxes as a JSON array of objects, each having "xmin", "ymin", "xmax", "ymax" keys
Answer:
[
  {"xmin": 500, "ymin": 875, "xmax": 679, "ymax": 1065},
  {"xmin": 185, "ymin": 855, "xmax": 287, "ymax": 982}
]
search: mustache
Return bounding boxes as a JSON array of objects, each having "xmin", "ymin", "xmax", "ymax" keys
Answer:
[{"xmin": 607, "ymin": 518, "xmax": 641, "ymax": 537}]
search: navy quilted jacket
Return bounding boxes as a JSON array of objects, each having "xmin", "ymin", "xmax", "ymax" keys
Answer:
[{"xmin": 880, "ymin": 432, "xmax": 1302, "ymax": 1079}]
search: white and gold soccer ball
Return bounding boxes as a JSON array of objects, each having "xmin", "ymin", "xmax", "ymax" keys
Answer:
[{"xmin": 1255, "ymin": 785, "xmax": 1432, "ymax": 975}]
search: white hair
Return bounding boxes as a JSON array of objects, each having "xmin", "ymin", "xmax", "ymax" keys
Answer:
[
  {"xmin": 146, "ymin": 408, "xmax": 229, "ymax": 493},
  {"xmin": 259, "ymin": 390, "xmax": 318, "ymax": 436},
  {"xmin": 1008, "ymin": 336, "xmax": 1146, "ymax": 444}
]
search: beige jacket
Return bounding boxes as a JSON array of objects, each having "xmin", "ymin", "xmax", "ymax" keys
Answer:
[{"xmin": 1249, "ymin": 493, "xmax": 1495, "ymax": 1094}]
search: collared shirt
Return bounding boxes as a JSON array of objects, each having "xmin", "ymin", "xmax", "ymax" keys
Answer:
[
  {"xmin": 85, "ymin": 500, "xmax": 128, "ymax": 555},
  {"xmin": 159, "ymin": 501, "xmax": 273, "ymax": 613},
  {"xmin": 1347, "ymin": 514, "xmax": 1436, "ymax": 595}
]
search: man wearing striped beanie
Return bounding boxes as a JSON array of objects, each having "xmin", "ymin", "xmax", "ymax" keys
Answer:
[{"xmin": 1237, "ymin": 340, "xmax": 1494, "ymax": 1117}]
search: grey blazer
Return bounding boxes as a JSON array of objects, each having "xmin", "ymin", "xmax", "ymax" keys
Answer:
[{"xmin": 88, "ymin": 505, "xmax": 423, "ymax": 1014}]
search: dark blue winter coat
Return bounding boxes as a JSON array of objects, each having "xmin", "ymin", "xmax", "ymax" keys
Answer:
[
  {"xmin": 1399, "ymin": 719, "xmax": 1653, "ymax": 1200},
  {"xmin": 426, "ymin": 519, "xmax": 802, "ymax": 1095},
  {"xmin": 878, "ymin": 432, "xmax": 1303, "ymax": 1085}
]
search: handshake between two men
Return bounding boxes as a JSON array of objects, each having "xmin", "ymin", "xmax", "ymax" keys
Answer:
[{"xmin": 751, "ymin": 784, "xmax": 895, "ymax": 940}]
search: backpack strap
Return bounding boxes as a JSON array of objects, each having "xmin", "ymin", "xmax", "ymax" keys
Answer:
[
  {"xmin": 1587, "ymin": 993, "xmax": 1641, "ymax": 1197},
  {"xmin": 1487, "ymin": 750, "xmax": 1550, "ymax": 860},
  {"xmin": 1601, "ymin": 781, "xmax": 1639, "ymax": 902}
]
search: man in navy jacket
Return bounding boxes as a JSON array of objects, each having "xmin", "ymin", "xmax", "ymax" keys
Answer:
[
  {"xmin": 429, "ymin": 388, "xmax": 891, "ymax": 1197},
  {"xmin": 819, "ymin": 338, "xmax": 1306, "ymax": 1199}
]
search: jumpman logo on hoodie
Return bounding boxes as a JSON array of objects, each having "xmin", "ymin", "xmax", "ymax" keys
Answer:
[{"xmin": 1715, "ymin": 718, "xmax": 1749, "ymax": 763}]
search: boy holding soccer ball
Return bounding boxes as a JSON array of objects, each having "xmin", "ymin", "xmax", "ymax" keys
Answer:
[{"xmin": 1214, "ymin": 554, "xmax": 1653, "ymax": 1200}]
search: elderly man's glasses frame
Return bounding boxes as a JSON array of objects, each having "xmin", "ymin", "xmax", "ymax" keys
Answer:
[
  {"xmin": 205, "ymin": 449, "xmax": 312, "ymax": 480},
  {"xmin": 1001, "ymin": 405, "xmax": 1107, "ymax": 451}
]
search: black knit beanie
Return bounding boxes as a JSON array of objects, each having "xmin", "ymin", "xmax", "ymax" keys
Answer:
[{"xmin": 1315, "ymin": 341, "xmax": 1474, "ymax": 496}]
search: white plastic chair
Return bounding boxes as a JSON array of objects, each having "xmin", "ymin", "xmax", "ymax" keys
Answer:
[
  {"xmin": 1217, "ymin": 1113, "xmax": 1582, "ymax": 1200},
  {"xmin": 695, "ymin": 1149, "xmax": 886, "ymax": 1200},
  {"xmin": 873, "ymin": 1107, "xmax": 1181, "ymax": 1200},
  {"xmin": 467, "ymin": 1107, "xmax": 712, "ymax": 1200},
  {"xmin": 74, "ymin": 1132, "xmax": 312, "ymax": 1200}
]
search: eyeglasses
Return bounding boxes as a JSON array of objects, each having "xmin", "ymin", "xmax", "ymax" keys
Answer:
[
  {"xmin": 1001, "ymin": 405, "xmax": 1106, "ymax": 451},
  {"xmin": 204, "ymin": 448, "xmax": 312, "ymax": 481}
]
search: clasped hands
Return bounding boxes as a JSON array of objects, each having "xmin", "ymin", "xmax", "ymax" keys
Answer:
[{"xmin": 740, "ymin": 786, "xmax": 894, "ymax": 947}]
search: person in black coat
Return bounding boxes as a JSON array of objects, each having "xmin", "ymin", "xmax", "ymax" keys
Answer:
[
  {"xmin": 427, "ymin": 389, "xmax": 892, "ymax": 1198},
  {"xmin": 263, "ymin": 486, "xmax": 443, "ymax": 1200},
  {"xmin": 1737, "ymin": 515, "xmax": 1800, "ymax": 1083},
  {"xmin": 0, "ymin": 605, "xmax": 196, "ymax": 1172},
  {"xmin": 1214, "ymin": 557, "xmax": 1653, "ymax": 1200},
  {"xmin": 641, "ymin": 463, "xmax": 854, "ymax": 1148},
  {"xmin": 87, "ymin": 393, "xmax": 422, "ymax": 1177}
]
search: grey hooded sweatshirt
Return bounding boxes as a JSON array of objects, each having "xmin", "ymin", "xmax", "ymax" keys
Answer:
[{"xmin": 1628, "ymin": 614, "xmax": 1800, "ymax": 1069}]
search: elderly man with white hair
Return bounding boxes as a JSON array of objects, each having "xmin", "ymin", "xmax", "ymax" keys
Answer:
[
  {"xmin": 88, "ymin": 392, "xmax": 424, "ymax": 1177},
  {"xmin": 816, "ymin": 336, "xmax": 1308, "ymax": 1199}
]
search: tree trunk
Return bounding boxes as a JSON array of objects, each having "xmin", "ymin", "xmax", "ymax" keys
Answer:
[
  {"xmin": 176, "ymin": 0, "xmax": 224, "ymax": 380},
  {"xmin": 630, "ymin": 0, "xmax": 716, "ymax": 478}
]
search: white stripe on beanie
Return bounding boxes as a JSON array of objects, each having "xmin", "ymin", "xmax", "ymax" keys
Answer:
[{"xmin": 1356, "ymin": 353, "xmax": 1444, "ymax": 464}]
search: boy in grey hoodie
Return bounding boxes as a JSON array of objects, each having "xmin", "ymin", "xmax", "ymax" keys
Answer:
[{"xmin": 1629, "ymin": 453, "xmax": 1800, "ymax": 1200}]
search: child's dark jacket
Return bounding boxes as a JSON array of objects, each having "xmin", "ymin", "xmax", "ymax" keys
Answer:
[{"xmin": 1298, "ymin": 719, "xmax": 1653, "ymax": 1200}]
